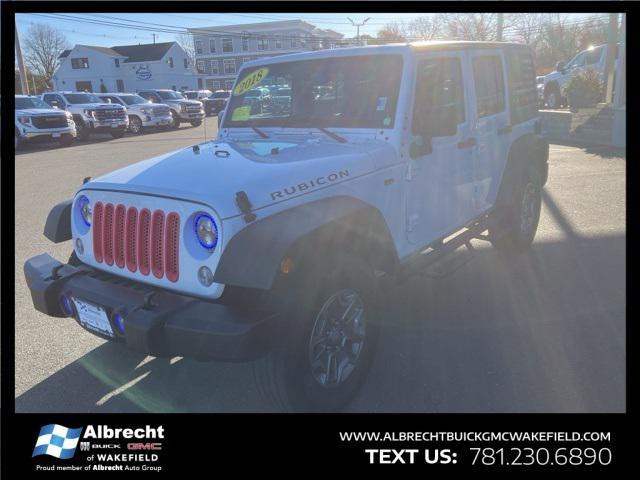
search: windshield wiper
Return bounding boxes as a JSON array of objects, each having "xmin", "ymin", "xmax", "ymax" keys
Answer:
[
  {"xmin": 316, "ymin": 127, "xmax": 347, "ymax": 144},
  {"xmin": 249, "ymin": 124, "xmax": 269, "ymax": 139}
]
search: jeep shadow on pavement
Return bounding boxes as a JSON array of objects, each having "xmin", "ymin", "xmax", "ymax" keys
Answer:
[{"xmin": 24, "ymin": 41, "xmax": 549, "ymax": 412}]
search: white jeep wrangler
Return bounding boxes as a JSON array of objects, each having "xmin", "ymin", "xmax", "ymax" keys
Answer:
[
  {"xmin": 25, "ymin": 42, "xmax": 548, "ymax": 412},
  {"xmin": 41, "ymin": 92, "xmax": 128, "ymax": 141}
]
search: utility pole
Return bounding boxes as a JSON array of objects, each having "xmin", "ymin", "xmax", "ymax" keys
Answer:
[
  {"xmin": 604, "ymin": 13, "xmax": 618, "ymax": 104},
  {"xmin": 152, "ymin": 33, "xmax": 157, "ymax": 44},
  {"xmin": 496, "ymin": 13, "xmax": 504, "ymax": 42},
  {"xmin": 348, "ymin": 17, "xmax": 371, "ymax": 46},
  {"xmin": 15, "ymin": 19, "xmax": 29, "ymax": 95}
]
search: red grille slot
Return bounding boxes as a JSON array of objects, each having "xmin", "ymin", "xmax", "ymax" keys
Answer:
[
  {"xmin": 151, "ymin": 210, "xmax": 165, "ymax": 279},
  {"xmin": 114, "ymin": 204, "xmax": 126, "ymax": 268},
  {"xmin": 125, "ymin": 207, "xmax": 138, "ymax": 272},
  {"xmin": 93, "ymin": 202, "xmax": 104, "ymax": 263},
  {"xmin": 164, "ymin": 212, "xmax": 180, "ymax": 282},
  {"xmin": 103, "ymin": 203, "xmax": 115, "ymax": 266},
  {"xmin": 137, "ymin": 208, "xmax": 151, "ymax": 276}
]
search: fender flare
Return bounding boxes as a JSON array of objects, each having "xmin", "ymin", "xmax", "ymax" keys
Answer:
[
  {"xmin": 213, "ymin": 196, "xmax": 398, "ymax": 290},
  {"xmin": 44, "ymin": 200, "xmax": 72, "ymax": 243}
]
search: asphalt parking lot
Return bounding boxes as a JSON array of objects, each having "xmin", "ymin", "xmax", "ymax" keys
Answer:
[{"xmin": 14, "ymin": 120, "xmax": 626, "ymax": 413}]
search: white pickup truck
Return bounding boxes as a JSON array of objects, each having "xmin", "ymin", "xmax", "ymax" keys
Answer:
[
  {"xmin": 41, "ymin": 91, "xmax": 128, "ymax": 141},
  {"xmin": 14, "ymin": 95, "xmax": 76, "ymax": 149},
  {"xmin": 98, "ymin": 93, "xmax": 173, "ymax": 135},
  {"xmin": 25, "ymin": 41, "xmax": 548, "ymax": 412}
]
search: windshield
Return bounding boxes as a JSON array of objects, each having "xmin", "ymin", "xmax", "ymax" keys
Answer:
[
  {"xmin": 63, "ymin": 93, "xmax": 103, "ymax": 104},
  {"xmin": 15, "ymin": 97, "xmax": 52, "ymax": 109},
  {"xmin": 184, "ymin": 92, "xmax": 198, "ymax": 99},
  {"xmin": 223, "ymin": 54, "xmax": 403, "ymax": 129},
  {"xmin": 120, "ymin": 95, "xmax": 149, "ymax": 105},
  {"xmin": 157, "ymin": 90, "xmax": 185, "ymax": 100}
]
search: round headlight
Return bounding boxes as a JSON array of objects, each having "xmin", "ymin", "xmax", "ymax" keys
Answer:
[
  {"xmin": 78, "ymin": 195, "xmax": 92, "ymax": 226},
  {"xmin": 194, "ymin": 213, "xmax": 218, "ymax": 250}
]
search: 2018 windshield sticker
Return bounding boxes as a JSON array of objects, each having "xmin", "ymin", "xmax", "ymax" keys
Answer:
[
  {"xmin": 233, "ymin": 67, "xmax": 269, "ymax": 96},
  {"xmin": 231, "ymin": 106, "xmax": 251, "ymax": 121}
]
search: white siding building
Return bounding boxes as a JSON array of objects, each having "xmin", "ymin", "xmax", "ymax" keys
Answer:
[
  {"xmin": 189, "ymin": 20, "xmax": 344, "ymax": 91},
  {"xmin": 52, "ymin": 42, "xmax": 198, "ymax": 93}
]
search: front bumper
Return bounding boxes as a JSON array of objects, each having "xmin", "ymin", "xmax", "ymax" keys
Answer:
[
  {"xmin": 24, "ymin": 253, "xmax": 277, "ymax": 361},
  {"xmin": 178, "ymin": 111, "xmax": 205, "ymax": 121},
  {"xmin": 89, "ymin": 119, "xmax": 128, "ymax": 130},
  {"xmin": 20, "ymin": 126, "xmax": 76, "ymax": 139},
  {"xmin": 141, "ymin": 115, "xmax": 173, "ymax": 127}
]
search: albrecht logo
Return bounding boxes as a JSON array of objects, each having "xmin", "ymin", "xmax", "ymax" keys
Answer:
[{"xmin": 32, "ymin": 424, "xmax": 83, "ymax": 459}]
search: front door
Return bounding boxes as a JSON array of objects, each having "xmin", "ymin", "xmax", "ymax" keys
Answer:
[
  {"xmin": 116, "ymin": 79, "xmax": 125, "ymax": 92},
  {"xmin": 406, "ymin": 51, "xmax": 476, "ymax": 246},
  {"xmin": 75, "ymin": 81, "xmax": 93, "ymax": 92},
  {"xmin": 468, "ymin": 51, "xmax": 511, "ymax": 214}
]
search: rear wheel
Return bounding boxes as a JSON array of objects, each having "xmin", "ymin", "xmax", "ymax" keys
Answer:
[
  {"xmin": 253, "ymin": 255, "xmax": 379, "ymax": 412},
  {"xmin": 490, "ymin": 166, "xmax": 542, "ymax": 253},
  {"xmin": 58, "ymin": 134, "xmax": 75, "ymax": 147}
]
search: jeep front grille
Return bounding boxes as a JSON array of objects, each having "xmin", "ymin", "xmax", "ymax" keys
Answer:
[
  {"xmin": 94, "ymin": 108, "xmax": 127, "ymax": 121},
  {"xmin": 32, "ymin": 115, "xmax": 68, "ymax": 129},
  {"xmin": 92, "ymin": 202, "xmax": 180, "ymax": 282}
]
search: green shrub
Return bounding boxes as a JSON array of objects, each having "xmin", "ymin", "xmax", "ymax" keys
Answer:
[{"xmin": 564, "ymin": 69, "xmax": 604, "ymax": 107}]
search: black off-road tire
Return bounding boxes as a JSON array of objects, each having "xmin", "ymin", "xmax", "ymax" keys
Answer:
[
  {"xmin": 253, "ymin": 255, "xmax": 380, "ymax": 412},
  {"xmin": 490, "ymin": 165, "xmax": 542, "ymax": 254}
]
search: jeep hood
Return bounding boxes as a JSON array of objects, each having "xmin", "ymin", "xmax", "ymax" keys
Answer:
[{"xmin": 82, "ymin": 138, "xmax": 394, "ymax": 219}]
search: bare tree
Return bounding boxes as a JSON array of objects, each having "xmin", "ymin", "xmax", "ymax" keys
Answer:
[
  {"xmin": 444, "ymin": 13, "xmax": 499, "ymax": 41},
  {"xmin": 176, "ymin": 33, "xmax": 196, "ymax": 68},
  {"xmin": 376, "ymin": 22, "xmax": 407, "ymax": 44},
  {"xmin": 406, "ymin": 15, "xmax": 446, "ymax": 40},
  {"xmin": 23, "ymin": 23, "xmax": 69, "ymax": 86}
]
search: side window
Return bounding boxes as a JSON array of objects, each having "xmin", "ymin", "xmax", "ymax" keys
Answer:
[
  {"xmin": 505, "ymin": 48, "xmax": 538, "ymax": 125},
  {"xmin": 566, "ymin": 53, "xmax": 585, "ymax": 70},
  {"xmin": 472, "ymin": 55, "xmax": 505, "ymax": 118},
  {"xmin": 42, "ymin": 94, "xmax": 54, "ymax": 106},
  {"xmin": 412, "ymin": 57, "xmax": 465, "ymax": 137}
]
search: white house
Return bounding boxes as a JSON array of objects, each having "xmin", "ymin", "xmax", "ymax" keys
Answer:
[{"xmin": 52, "ymin": 42, "xmax": 198, "ymax": 93}]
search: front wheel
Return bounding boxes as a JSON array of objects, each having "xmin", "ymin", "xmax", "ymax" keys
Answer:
[
  {"xmin": 110, "ymin": 129, "xmax": 125, "ymax": 139},
  {"xmin": 490, "ymin": 166, "xmax": 542, "ymax": 253},
  {"xmin": 15, "ymin": 131, "xmax": 22, "ymax": 150},
  {"xmin": 128, "ymin": 115, "xmax": 143, "ymax": 135},
  {"xmin": 170, "ymin": 111, "xmax": 181, "ymax": 129},
  {"xmin": 75, "ymin": 121, "xmax": 90, "ymax": 141},
  {"xmin": 253, "ymin": 256, "xmax": 379, "ymax": 412},
  {"xmin": 58, "ymin": 134, "xmax": 75, "ymax": 147},
  {"xmin": 190, "ymin": 120, "xmax": 202, "ymax": 127}
]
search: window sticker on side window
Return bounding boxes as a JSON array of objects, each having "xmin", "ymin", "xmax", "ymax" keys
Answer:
[
  {"xmin": 231, "ymin": 105, "xmax": 251, "ymax": 121},
  {"xmin": 233, "ymin": 67, "xmax": 269, "ymax": 96},
  {"xmin": 376, "ymin": 97, "xmax": 388, "ymax": 111}
]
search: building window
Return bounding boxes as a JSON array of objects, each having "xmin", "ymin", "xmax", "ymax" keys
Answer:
[
  {"xmin": 168, "ymin": 57, "xmax": 174, "ymax": 68},
  {"xmin": 258, "ymin": 37, "xmax": 268, "ymax": 51},
  {"xmin": 196, "ymin": 60, "xmax": 205, "ymax": 74},
  {"xmin": 71, "ymin": 58, "xmax": 89, "ymax": 69},
  {"xmin": 222, "ymin": 37, "xmax": 233, "ymax": 53},
  {"xmin": 213, "ymin": 80, "xmax": 221, "ymax": 90},
  {"xmin": 210, "ymin": 59, "xmax": 219, "ymax": 74},
  {"xmin": 209, "ymin": 39, "xmax": 216, "ymax": 53},
  {"xmin": 195, "ymin": 41, "xmax": 203, "ymax": 54},
  {"xmin": 114, "ymin": 58, "xmax": 120, "ymax": 68},
  {"xmin": 275, "ymin": 36, "xmax": 282, "ymax": 49},
  {"xmin": 223, "ymin": 59, "xmax": 236, "ymax": 74},
  {"xmin": 242, "ymin": 57, "xmax": 251, "ymax": 65},
  {"xmin": 291, "ymin": 35, "xmax": 300, "ymax": 49},
  {"xmin": 184, "ymin": 58, "xmax": 188, "ymax": 69},
  {"xmin": 242, "ymin": 32, "xmax": 249, "ymax": 51}
]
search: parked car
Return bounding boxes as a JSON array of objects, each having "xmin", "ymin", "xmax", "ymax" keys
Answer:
[
  {"xmin": 267, "ymin": 87, "xmax": 292, "ymax": 115},
  {"xmin": 41, "ymin": 92, "xmax": 128, "ymax": 141},
  {"xmin": 243, "ymin": 87, "xmax": 271, "ymax": 115},
  {"xmin": 98, "ymin": 93, "xmax": 173, "ymax": 134},
  {"xmin": 24, "ymin": 42, "xmax": 548, "ymax": 413},
  {"xmin": 14, "ymin": 95, "xmax": 76, "ymax": 149},
  {"xmin": 137, "ymin": 89, "xmax": 204, "ymax": 128},
  {"xmin": 203, "ymin": 90, "xmax": 231, "ymax": 116},
  {"xmin": 540, "ymin": 43, "xmax": 620, "ymax": 109},
  {"xmin": 183, "ymin": 90, "xmax": 213, "ymax": 101}
]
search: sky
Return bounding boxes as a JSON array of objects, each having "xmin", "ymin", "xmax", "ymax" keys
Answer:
[{"xmin": 15, "ymin": 12, "xmax": 601, "ymax": 48}]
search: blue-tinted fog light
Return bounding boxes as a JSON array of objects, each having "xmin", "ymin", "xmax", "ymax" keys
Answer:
[
  {"xmin": 112, "ymin": 313, "xmax": 125, "ymax": 335},
  {"xmin": 60, "ymin": 295, "xmax": 73, "ymax": 317}
]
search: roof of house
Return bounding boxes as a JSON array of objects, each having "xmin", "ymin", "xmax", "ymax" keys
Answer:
[{"xmin": 57, "ymin": 42, "xmax": 176, "ymax": 62}]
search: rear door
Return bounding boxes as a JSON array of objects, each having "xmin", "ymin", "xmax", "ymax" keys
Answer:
[
  {"xmin": 406, "ymin": 51, "xmax": 477, "ymax": 246},
  {"xmin": 468, "ymin": 50, "xmax": 511, "ymax": 215}
]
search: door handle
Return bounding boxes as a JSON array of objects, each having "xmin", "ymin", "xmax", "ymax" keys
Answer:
[
  {"xmin": 457, "ymin": 137, "xmax": 477, "ymax": 149},
  {"xmin": 498, "ymin": 125, "xmax": 512, "ymax": 135}
]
